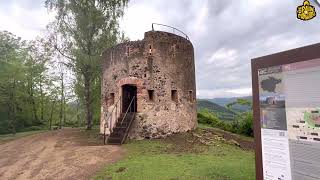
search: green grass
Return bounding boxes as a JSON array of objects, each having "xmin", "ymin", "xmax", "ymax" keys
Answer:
[
  {"xmin": 94, "ymin": 130, "xmax": 255, "ymax": 180},
  {"xmin": 0, "ymin": 130, "xmax": 47, "ymax": 144}
]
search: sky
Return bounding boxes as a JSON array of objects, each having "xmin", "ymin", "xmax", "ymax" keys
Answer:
[{"xmin": 1, "ymin": 0, "xmax": 320, "ymax": 99}]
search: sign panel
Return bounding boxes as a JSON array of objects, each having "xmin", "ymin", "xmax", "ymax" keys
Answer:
[{"xmin": 252, "ymin": 43, "xmax": 320, "ymax": 180}]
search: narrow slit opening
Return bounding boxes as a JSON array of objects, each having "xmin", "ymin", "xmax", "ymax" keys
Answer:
[
  {"xmin": 148, "ymin": 90, "xmax": 154, "ymax": 102},
  {"xmin": 110, "ymin": 93, "xmax": 115, "ymax": 105},
  {"xmin": 171, "ymin": 90, "xmax": 178, "ymax": 103},
  {"xmin": 149, "ymin": 44, "xmax": 152, "ymax": 55},
  {"xmin": 188, "ymin": 90, "xmax": 193, "ymax": 102}
]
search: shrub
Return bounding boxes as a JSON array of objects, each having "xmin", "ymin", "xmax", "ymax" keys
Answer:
[
  {"xmin": 198, "ymin": 109, "xmax": 230, "ymax": 131},
  {"xmin": 237, "ymin": 112, "xmax": 253, "ymax": 136},
  {"xmin": 197, "ymin": 109, "xmax": 254, "ymax": 137},
  {"xmin": 197, "ymin": 109, "xmax": 220, "ymax": 125}
]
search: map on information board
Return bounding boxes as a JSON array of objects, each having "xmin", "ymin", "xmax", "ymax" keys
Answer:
[{"xmin": 258, "ymin": 58, "xmax": 320, "ymax": 180}]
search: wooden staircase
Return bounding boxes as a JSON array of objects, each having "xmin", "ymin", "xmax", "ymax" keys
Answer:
[{"xmin": 107, "ymin": 112, "xmax": 136, "ymax": 145}]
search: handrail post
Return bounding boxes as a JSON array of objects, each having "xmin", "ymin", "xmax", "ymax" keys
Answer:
[
  {"xmin": 120, "ymin": 96, "xmax": 137, "ymax": 145},
  {"xmin": 120, "ymin": 96, "xmax": 135, "ymax": 125},
  {"xmin": 103, "ymin": 121, "xmax": 106, "ymax": 145},
  {"xmin": 103, "ymin": 96, "xmax": 121, "ymax": 145}
]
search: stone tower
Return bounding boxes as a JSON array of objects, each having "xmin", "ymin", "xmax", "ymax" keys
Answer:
[{"xmin": 101, "ymin": 29, "xmax": 197, "ymax": 139}]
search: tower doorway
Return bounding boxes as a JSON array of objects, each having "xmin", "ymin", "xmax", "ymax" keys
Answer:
[{"xmin": 122, "ymin": 84, "xmax": 137, "ymax": 113}]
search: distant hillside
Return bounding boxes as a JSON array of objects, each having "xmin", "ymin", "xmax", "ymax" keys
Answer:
[
  {"xmin": 197, "ymin": 100, "xmax": 236, "ymax": 121},
  {"xmin": 208, "ymin": 96, "xmax": 252, "ymax": 112}
]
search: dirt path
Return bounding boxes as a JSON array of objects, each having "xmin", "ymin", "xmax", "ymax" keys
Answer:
[{"xmin": 0, "ymin": 128, "xmax": 124, "ymax": 180}]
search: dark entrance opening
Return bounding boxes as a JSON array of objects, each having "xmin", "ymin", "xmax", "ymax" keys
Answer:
[{"xmin": 122, "ymin": 84, "xmax": 137, "ymax": 113}]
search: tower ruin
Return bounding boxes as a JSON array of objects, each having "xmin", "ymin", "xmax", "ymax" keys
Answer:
[{"xmin": 101, "ymin": 26, "xmax": 197, "ymax": 141}]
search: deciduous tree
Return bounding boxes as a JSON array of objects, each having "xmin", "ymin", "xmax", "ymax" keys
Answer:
[{"xmin": 46, "ymin": 0, "xmax": 129, "ymax": 129}]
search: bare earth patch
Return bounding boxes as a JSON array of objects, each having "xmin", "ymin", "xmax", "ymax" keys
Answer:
[{"xmin": 0, "ymin": 128, "xmax": 124, "ymax": 180}]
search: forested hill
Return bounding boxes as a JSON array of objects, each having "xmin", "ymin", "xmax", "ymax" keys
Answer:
[
  {"xmin": 197, "ymin": 99, "xmax": 236, "ymax": 121},
  {"xmin": 208, "ymin": 96, "xmax": 252, "ymax": 112}
]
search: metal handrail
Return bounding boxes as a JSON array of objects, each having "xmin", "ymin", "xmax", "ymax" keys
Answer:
[
  {"xmin": 120, "ymin": 96, "xmax": 136, "ymax": 125},
  {"xmin": 103, "ymin": 96, "xmax": 121, "ymax": 145},
  {"xmin": 105, "ymin": 97, "xmax": 121, "ymax": 128},
  {"xmin": 152, "ymin": 23, "xmax": 189, "ymax": 40},
  {"xmin": 121, "ymin": 112, "xmax": 136, "ymax": 145}
]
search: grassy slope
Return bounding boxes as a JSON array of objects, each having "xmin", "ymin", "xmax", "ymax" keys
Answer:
[
  {"xmin": 197, "ymin": 123, "xmax": 254, "ymax": 142},
  {"xmin": 94, "ymin": 128, "xmax": 255, "ymax": 180}
]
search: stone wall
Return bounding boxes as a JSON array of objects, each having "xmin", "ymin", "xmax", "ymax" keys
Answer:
[{"xmin": 101, "ymin": 31, "xmax": 197, "ymax": 139}]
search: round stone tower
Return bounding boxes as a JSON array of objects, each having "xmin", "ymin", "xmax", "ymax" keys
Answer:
[{"xmin": 101, "ymin": 30, "xmax": 197, "ymax": 139}]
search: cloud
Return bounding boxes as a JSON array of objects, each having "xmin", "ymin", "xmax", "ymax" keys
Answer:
[
  {"xmin": 0, "ymin": 0, "xmax": 53, "ymax": 40},
  {"xmin": 207, "ymin": 48, "xmax": 238, "ymax": 68},
  {"xmin": 197, "ymin": 87, "xmax": 252, "ymax": 99},
  {"xmin": 2, "ymin": 0, "xmax": 320, "ymax": 99},
  {"xmin": 119, "ymin": 1, "xmax": 165, "ymax": 40},
  {"xmin": 120, "ymin": 0, "xmax": 320, "ymax": 98}
]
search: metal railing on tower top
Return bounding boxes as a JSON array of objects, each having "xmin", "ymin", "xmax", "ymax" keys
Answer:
[{"xmin": 151, "ymin": 23, "xmax": 189, "ymax": 40}]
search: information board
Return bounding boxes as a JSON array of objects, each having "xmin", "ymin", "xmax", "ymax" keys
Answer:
[{"xmin": 251, "ymin": 43, "xmax": 320, "ymax": 180}]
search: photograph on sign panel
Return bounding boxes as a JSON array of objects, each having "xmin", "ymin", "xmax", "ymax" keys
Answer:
[{"xmin": 259, "ymin": 66, "xmax": 287, "ymax": 130}]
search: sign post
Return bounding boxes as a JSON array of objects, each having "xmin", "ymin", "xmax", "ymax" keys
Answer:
[{"xmin": 251, "ymin": 43, "xmax": 320, "ymax": 180}]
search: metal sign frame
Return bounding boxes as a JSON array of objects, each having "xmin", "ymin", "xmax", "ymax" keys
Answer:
[{"xmin": 251, "ymin": 43, "xmax": 320, "ymax": 180}]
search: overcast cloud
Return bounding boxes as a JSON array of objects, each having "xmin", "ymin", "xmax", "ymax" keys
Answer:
[{"xmin": 1, "ymin": 0, "xmax": 320, "ymax": 98}]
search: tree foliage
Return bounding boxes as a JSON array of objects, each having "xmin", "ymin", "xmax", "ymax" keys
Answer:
[
  {"xmin": 198, "ymin": 98, "xmax": 254, "ymax": 137},
  {"xmin": 45, "ymin": 0, "xmax": 129, "ymax": 129},
  {"xmin": 0, "ymin": 31, "xmax": 51, "ymax": 133}
]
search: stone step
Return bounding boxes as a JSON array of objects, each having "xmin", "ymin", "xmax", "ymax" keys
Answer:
[
  {"xmin": 118, "ymin": 116, "xmax": 132, "ymax": 121},
  {"xmin": 110, "ymin": 131, "xmax": 125, "ymax": 137},
  {"xmin": 113, "ymin": 126, "xmax": 127, "ymax": 131},
  {"xmin": 107, "ymin": 137, "xmax": 122, "ymax": 144},
  {"xmin": 116, "ymin": 122, "xmax": 129, "ymax": 127},
  {"xmin": 107, "ymin": 113, "xmax": 136, "ymax": 145},
  {"xmin": 114, "ymin": 126, "xmax": 128, "ymax": 130}
]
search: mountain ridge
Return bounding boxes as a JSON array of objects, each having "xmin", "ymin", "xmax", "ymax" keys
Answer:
[
  {"xmin": 206, "ymin": 96, "xmax": 252, "ymax": 112},
  {"xmin": 197, "ymin": 99, "xmax": 236, "ymax": 121}
]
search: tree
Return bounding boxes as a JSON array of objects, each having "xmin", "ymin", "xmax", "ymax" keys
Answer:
[
  {"xmin": 227, "ymin": 98, "xmax": 254, "ymax": 136},
  {"xmin": 25, "ymin": 38, "xmax": 53, "ymax": 125},
  {"xmin": 0, "ymin": 31, "xmax": 28, "ymax": 134},
  {"xmin": 226, "ymin": 98, "xmax": 252, "ymax": 110},
  {"xmin": 0, "ymin": 30, "xmax": 60, "ymax": 134},
  {"xmin": 46, "ymin": 0, "xmax": 129, "ymax": 130}
]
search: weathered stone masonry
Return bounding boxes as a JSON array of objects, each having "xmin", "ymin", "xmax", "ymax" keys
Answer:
[{"xmin": 101, "ymin": 30, "xmax": 197, "ymax": 139}]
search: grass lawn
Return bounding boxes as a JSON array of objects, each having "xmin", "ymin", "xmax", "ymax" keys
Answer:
[
  {"xmin": 94, "ymin": 127, "xmax": 255, "ymax": 180},
  {"xmin": 0, "ymin": 130, "xmax": 47, "ymax": 144}
]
